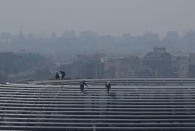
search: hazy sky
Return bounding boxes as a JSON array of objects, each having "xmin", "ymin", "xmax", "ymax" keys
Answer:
[{"xmin": 0, "ymin": 0, "xmax": 195, "ymax": 35}]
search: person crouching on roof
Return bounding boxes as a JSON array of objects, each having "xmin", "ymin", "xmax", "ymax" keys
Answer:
[{"xmin": 80, "ymin": 80, "xmax": 88, "ymax": 93}]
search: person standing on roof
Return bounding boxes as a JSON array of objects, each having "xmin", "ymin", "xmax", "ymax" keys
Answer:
[
  {"xmin": 60, "ymin": 71, "xmax": 66, "ymax": 80},
  {"xmin": 55, "ymin": 72, "xmax": 60, "ymax": 80},
  {"xmin": 105, "ymin": 81, "xmax": 111, "ymax": 94}
]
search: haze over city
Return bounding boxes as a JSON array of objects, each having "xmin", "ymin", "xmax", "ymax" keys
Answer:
[
  {"xmin": 2, "ymin": 1, "xmax": 195, "ymax": 130},
  {"xmin": 0, "ymin": 0, "xmax": 195, "ymax": 82},
  {"xmin": 0, "ymin": 0, "xmax": 195, "ymax": 36}
]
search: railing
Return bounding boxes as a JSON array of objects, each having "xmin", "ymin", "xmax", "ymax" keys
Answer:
[{"xmin": 31, "ymin": 78, "xmax": 195, "ymax": 86}]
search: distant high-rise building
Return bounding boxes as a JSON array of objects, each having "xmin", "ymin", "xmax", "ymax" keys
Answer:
[
  {"xmin": 142, "ymin": 48, "xmax": 173, "ymax": 78},
  {"xmin": 172, "ymin": 56, "xmax": 188, "ymax": 78},
  {"xmin": 188, "ymin": 53, "xmax": 195, "ymax": 77}
]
